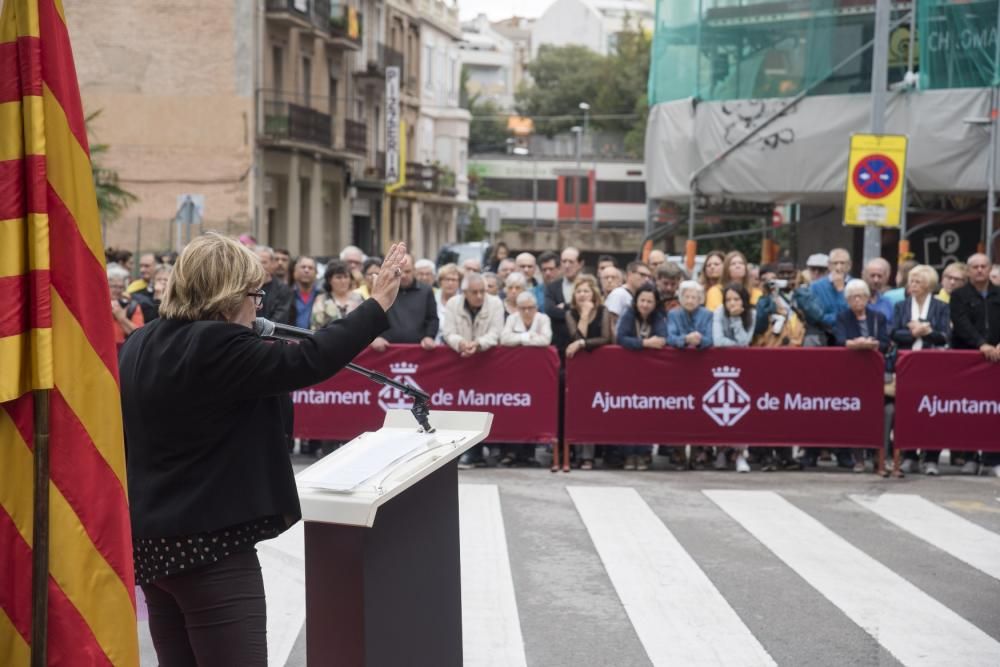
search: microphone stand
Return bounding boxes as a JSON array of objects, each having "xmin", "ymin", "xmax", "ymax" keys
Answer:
[
  {"xmin": 256, "ymin": 319, "xmax": 435, "ymax": 432},
  {"xmin": 344, "ymin": 363, "xmax": 435, "ymax": 433}
]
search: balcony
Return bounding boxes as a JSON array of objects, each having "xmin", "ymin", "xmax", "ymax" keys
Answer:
[
  {"xmin": 357, "ymin": 43, "xmax": 404, "ymax": 79},
  {"xmin": 362, "ymin": 151, "xmax": 385, "ymax": 180},
  {"xmin": 259, "ymin": 90, "xmax": 333, "ymax": 149},
  {"xmin": 265, "ymin": 0, "xmax": 326, "ymax": 32},
  {"xmin": 403, "ymin": 162, "xmax": 459, "ymax": 197},
  {"xmin": 344, "ymin": 119, "xmax": 367, "ymax": 154},
  {"xmin": 328, "ymin": 4, "xmax": 362, "ymax": 50}
]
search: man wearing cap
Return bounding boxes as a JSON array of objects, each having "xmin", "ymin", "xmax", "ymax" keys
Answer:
[{"xmin": 805, "ymin": 253, "xmax": 829, "ymax": 282}]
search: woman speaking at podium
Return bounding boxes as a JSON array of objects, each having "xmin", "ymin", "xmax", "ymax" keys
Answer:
[{"xmin": 120, "ymin": 233, "xmax": 405, "ymax": 665}]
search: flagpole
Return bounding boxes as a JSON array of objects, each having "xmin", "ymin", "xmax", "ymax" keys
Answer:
[{"xmin": 31, "ymin": 389, "xmax": 51, "ymax": 667}]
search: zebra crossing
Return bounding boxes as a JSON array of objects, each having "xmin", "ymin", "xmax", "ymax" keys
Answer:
[{"xmin": 137, "ymin": 477, "xmax": 1000, "ymax": 666}]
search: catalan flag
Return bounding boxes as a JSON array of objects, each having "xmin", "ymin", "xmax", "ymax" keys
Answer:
[{"xmin": 0, "ymin": 1, "xmax": 139, "ymax": 665}]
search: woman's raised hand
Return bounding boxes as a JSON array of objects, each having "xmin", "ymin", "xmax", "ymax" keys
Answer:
[{"xmin": 371, "ymin": 243, "xmax": 407, "ymax": 313}]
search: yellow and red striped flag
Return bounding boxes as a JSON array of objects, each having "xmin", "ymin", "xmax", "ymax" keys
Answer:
[{"xmin": 0, "ymin": 1, "xmax": 139, "ymax": 665}]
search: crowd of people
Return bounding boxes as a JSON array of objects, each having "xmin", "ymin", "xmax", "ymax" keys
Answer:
[{"xmin": 105, "ymin": 238, "xmax": 1000, "ymax": 477}]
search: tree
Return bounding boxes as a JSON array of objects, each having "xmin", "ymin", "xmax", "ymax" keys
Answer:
[
  {"xmin": 516, "ymin": 44, "xmax": 604, "ymax": 136},
  {"xmin": 87, "ymin": 110, "xmax": 137, "ymax": 224},
  {"xmin": 467, "ymin": 98, "xmax": 511, "ymax": 155},
  {"xmin": 515, "ymin": 18, "xmax": 652, "ymax": 156},
  {"xmin": 595, "ymin": 17, "xmax": 651, "ymax": 156}
]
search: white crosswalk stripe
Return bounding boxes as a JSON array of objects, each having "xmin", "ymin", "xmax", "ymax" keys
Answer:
[
  {"xmin": 138, "ymin": 483, "xmax": 1000, "ymax": 667},
  {"xmin": 706, "ymin": 489, "xmax": 1000, "ymax": 667},
  {"xmin": 459, "ymin": 484, "xmax": 528, "ymax": 667},
  {"xmin": 569, "ymin": 486, "xmax": 776, "ymax": 667},
  {"xmin": 851, "ymin": 493, "xmax": 1000, "ymax": 582}
]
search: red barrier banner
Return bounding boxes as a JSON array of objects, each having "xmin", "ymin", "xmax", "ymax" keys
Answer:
[
  {"xmin": 894, "ymin": 351, "xmax": 1000, "ymax": 452},
  {"xmin": 565, "ymin": 347, "xmax": 884, "ymax": 447},
  {"xmin": 293, "ymin": 345, "xmax": 559, "ymax": 443}
]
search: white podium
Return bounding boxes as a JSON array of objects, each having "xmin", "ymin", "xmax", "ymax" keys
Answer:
[{"xmin": 296, "ymin": 410, "xmax": 492, "ymax": 667}]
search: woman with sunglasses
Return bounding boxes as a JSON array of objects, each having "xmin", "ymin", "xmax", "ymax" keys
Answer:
[{"xmin": 119, "ymin": 233, "xmax": 405, "ymax": 666}]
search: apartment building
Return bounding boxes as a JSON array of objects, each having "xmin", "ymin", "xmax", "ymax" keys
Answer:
[
  {"xmin": 68, "ymin": 0, "xmax": 468, "ymax": 258},
  {"xmin": 257, "ymin": 0, "xmax": 369, "ymax": 256}
]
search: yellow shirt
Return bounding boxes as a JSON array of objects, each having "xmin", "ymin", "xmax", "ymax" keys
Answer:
[
  {"xmin": 127, "ymin": 278, "xmax": 147, "ymax": 294},
  {"xmin": 936, "ymin": 288, "xmax": 950, "ymax": 304},
  {"xmin": 705, "ymin": 285, "xmax": 762, "ymax": 311}
]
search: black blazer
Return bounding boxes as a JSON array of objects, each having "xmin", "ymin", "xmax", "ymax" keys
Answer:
[
  {"xmin": 949, "ymin": 283, "xmax": 1000, "ymax": 349},
  {"xmin": 833, "ymin": 307, "xmax": 889, "ymax": 353},
  {"xmin": 260, "ymin": 277, "xmax": 293, "ymax": 324},
  {"xmin": 890, "ymin": 297, "xmax": 950, "ymax": 350},
  {"xmin": 120, "ymin": 299, "xmax": 388, "ymax": 540},
  {"xmin": 544, "ymin": 279, "xmax": 571, "ymax": 350}
]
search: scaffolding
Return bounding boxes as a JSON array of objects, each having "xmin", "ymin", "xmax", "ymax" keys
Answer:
[{"xmin": 649, "ymin": 0, "xmax": 999, "ymax": 106}]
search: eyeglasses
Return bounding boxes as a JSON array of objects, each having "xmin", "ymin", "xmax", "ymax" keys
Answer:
[{"xmin": 248, "ymin": 289, "xmax": 265, "ymax": 309}]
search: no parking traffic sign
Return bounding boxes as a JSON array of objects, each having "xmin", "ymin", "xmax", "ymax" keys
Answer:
[{"xmin": 844, "ymin": 134, "xmax": 908, "ymax": 228}]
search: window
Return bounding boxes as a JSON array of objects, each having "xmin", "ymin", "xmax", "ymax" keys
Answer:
[
  {"xmin": 328, "ymin": 76, "xmax": 337, "ymax": 116},
  {"xmin": 424, "ymin": 43, "xmax": 433, "ymax": 88},
  {"xmin": 596, "ymin": 181, "xmax": 646, "ymax": 203},
  {"xmin": 272, "ymin": 46, "xmax": 284, "ymax": 93},
  {"xmin": 563, "ymin": 177, "xmax": 588, "ymax": 204},
  {"xmin": 482, "ymin": 178, "xmax": 557, "ymax": 201},
  {"xmin": 301, "ymin": 56, "xmax": 312, "ymax": 104}
]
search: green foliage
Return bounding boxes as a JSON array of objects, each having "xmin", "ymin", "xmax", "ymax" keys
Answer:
[
  {"xmin": 516, "ymin": 45, "xmax": 604, "ymax": 136},
  {"xmin": 464, "ymin": 204, "xmax": 487, "ymax": 242},
  {"xmin": 87, "ymin": 111, "xmax": 137, "ymax": 223},
  {"xmin": 515, "ymin": 16, "xmax": 651, "ymax": 156},
  {"xmin": 467, "ymin": 97, "xmax": 511, "ymax": 154}
]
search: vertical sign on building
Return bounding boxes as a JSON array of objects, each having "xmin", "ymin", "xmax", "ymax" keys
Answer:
[{"xmin": 385, "ymin": 66, "xmax": 401, "ymax": 184}]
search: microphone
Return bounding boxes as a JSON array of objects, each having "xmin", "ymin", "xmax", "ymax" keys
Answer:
[
  {"xmin": 253, "ymin": 317, "xmax": 435, "ymax": 433},
  {"xmin": 253, "ymin": 317, "xmax": 313, "ymax": 340}
]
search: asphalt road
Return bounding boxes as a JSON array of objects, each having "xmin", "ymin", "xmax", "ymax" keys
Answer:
[{"xmin": 138, "ymin": 454, "xmax": 1000, "ymax": 666}]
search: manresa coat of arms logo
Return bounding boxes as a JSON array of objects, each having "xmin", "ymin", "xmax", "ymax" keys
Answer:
[
  {"xmin": 702, "ymin": 366, "xmax": 751, "ymax": 427},
  {"xmin": 377, "ymin": 362, "xmax": 427, "ymax": 411}
]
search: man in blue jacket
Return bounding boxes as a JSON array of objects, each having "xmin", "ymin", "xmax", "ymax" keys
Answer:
[{"xmin": 809, "ymin": 248, "xmax": 853, "ymax": 344}]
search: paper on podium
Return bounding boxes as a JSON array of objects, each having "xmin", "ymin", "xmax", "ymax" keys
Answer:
[{"xmin": 296, "ymin": 430, "xmax": 440, "ymax": 493}]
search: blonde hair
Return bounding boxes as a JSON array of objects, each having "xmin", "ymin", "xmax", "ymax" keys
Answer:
[
  {"xmin": 720, "ymin": 250, "xmax": 752, "ymax": 293},
  {"xmin": 570, "ymin": 274, "xmax": 603, "ymax": 309},
  {"xmin": 437, "ymin": 263, "xmax": 461, "ymax": 283},
  {"xmin": 159, "ymin": 232, "xmax": 266, "ymax": 321},
  {"xmin": 908, "ymin": 264, "xmax": 939, "ymax": 293},
  {"xmin": 698, "ymin": 250, "xmax": 726, "ymax": 288}
]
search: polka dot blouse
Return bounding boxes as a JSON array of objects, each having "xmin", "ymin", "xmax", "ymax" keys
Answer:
[{"xmin": 133, "ymin": 515, "xmax": 284, "ymax": 585}]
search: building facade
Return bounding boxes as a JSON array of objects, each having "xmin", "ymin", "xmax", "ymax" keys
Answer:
[
  {"xmin": 68, "ymin": 0, "xmax": 468, "ymax": 260},
  {"xmin": 257, "ymin": 0, "xmax": 368, "ymax": 257},
  {"xmin": 531, "ymin": 0, "xmax": 654, "ymax": 58},
  {"xmin": 68, "ymin": 0, "xmax": 255, "ymax": 251},
  {"xmin": 459, "ymin": 14, "xmax": 519, "ymax": 110}
]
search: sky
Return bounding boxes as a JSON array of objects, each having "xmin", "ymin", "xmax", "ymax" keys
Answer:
[{"xmin": 457, "ymin": 0, "xmax": 549, "ymax": 21}]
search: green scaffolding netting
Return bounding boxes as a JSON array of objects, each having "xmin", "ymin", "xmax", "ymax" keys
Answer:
[{"xmin": 648, "ymin": 0, "xmax": 999, "ymax": 106}]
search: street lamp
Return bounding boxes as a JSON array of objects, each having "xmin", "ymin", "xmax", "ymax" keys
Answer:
[
  {"xmin": 571, "ymin": 125, "xmax": 583, "ymax": 226},
  {"xmin": 579, "ymin": 102, "xmax": 593, "ymax": 229}
]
